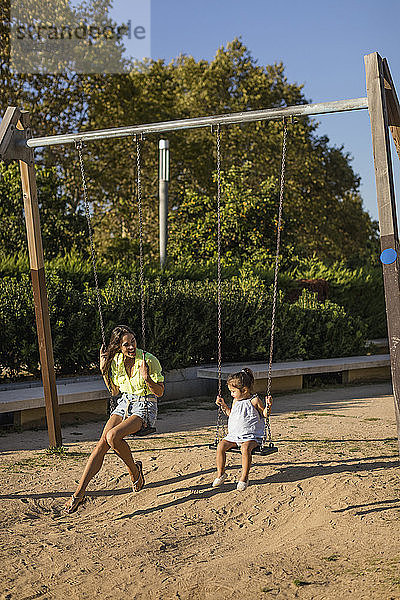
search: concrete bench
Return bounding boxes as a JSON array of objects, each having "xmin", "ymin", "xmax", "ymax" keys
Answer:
[
  {"xmin": 0, "ymin": 355, "xmax": 391, "ymax": 429},
  {"xmin": 0, "ymin": 377, "xmax": 110, "ymax": 428},
  {"xmin": 197, "ymin": 354, "xmax": 391, "ymax": 394},
  {"xmin": 0, "ymin": 367, "xmax": 216, "ymax": 429}
]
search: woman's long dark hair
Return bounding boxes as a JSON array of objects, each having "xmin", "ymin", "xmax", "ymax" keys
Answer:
[{"xmin": 101, "ymin": 325, "xmax": 136, "ymax": 388}]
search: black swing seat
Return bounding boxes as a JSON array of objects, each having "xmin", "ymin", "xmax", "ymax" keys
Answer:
[
  {"xmin": 208, "ymin": 442, "xmax": 278, "ymax": 456},
  {"xmin": 132, "ymin": 426, "xmax": 156, "ymax": 437}
]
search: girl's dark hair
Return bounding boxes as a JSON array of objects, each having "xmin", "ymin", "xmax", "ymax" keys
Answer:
[
  {"xmin": 227, "ymin": 367, "xmax": 254, "ymax": 392},
  {"xmin": 101, "ymin": 325, "xmax": 136, "ymax": 387}
]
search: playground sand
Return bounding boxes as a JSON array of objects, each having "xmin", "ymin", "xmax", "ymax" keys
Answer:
[{"xmin": 0, "ymin": 382, "xmax": 399, "ymax": 600}]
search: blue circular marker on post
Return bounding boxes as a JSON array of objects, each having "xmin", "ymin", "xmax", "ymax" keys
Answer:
[{"xmin": 380, "ymin": 248, "xmax": 397, "ymax": 265}]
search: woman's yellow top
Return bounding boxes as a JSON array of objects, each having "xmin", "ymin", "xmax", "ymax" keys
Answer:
[{"xmin": 110, "ymin": 349, "xmax": 164, "ymax": 396}]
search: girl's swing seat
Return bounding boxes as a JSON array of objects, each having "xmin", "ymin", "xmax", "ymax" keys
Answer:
[{"xmin": 208, "ymin": 441, "xmax": 278, "ymax": 456}]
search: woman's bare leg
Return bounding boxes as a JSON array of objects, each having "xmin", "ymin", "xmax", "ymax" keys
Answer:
[
  {"xmin": 105, "ymin": 414, "xmax": 144, "ymax": 483},
  {"xmin": 239, "ymin": 440, "xmax": 258, "ymax": 482},
  {"xmin": 65, "ymin": 414, "xmax": 145, "ymax": 511},
  {"xmin": 216, "ymin": 440, "xmax": 237, "ymax": 477},
  {"xmin": 70, "ymin": 415, "xmax": 123, "ymax": 499}
]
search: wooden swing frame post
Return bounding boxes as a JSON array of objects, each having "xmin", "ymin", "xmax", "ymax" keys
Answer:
[
  {"xmin": 365, "ymin": 52, "xmax": 400, "ymax": 453},
  {"xmin": 0, "ymin": 108, "xmax": 61, "ymax": 447},
  {"xmin": 20, "ymin": 113, "xmax": 61, "ymax": 447}
]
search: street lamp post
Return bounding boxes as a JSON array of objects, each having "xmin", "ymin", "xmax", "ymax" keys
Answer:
[{"xmin": 159, "ymin": 139, "xmax": 169, "ymax": 268}]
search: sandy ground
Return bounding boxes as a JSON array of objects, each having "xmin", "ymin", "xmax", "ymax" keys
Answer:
[{"xmin": 1, "ymin": 383, "xmax": 400, "ymax": 600}]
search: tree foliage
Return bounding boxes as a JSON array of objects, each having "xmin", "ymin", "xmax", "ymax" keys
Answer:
[
  {"xmin": 0, "ymin": 162, "xmax": 87, "ymax": 257},
  {"xmin": 168, "ymin": 165, "xmax": 285, "ymax": 262},
  {"xmin": 0, "ymin": 4, "xmax": 378, "ymax": 265}
]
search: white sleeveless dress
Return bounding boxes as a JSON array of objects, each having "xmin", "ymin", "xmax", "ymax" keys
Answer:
[{"xmin": 224, "ymin": 395, "xmax": 264, "ymax": 446}]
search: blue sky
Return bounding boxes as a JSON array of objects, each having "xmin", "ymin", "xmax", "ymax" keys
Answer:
[{"xmin": 107, "ymin": 0, "xmax": 400, "ymax": 223}]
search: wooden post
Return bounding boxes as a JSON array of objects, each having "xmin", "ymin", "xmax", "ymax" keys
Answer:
[
  {"xmin": 365, "ymin": 52, "xmax": 400, "ymax": 454},
  {"xmin": 18, "ymin": 112, "xmax": 62, "ymax": 447},
  {"xmin": 382, "ymin": 58, "xmax": 400, "ymax": 161}
]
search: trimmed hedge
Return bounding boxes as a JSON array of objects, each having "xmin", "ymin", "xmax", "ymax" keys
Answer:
[
  {"xmin": 0, "ymin": 274, "xmax": 367, "ymax": 379},
  {"xmin": 283, "ymin": 255, "xmax": 386, "ymax": 339},
  {"xmin": 0, "ymin": 251, "xmax": 387, "ymax": 339}
]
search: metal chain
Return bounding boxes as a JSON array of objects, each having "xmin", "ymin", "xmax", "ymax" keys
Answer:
[
  {"xmin": 76, "ymin": 141, "xmax": 118, "ymax": 415},
  {"xmin": 76, "ymin": 141, "xmax": 106, "ymax": 349},
  {"xmin": 136, "ymin": 136, "xmax": 146, "ymax": 353},
  {"xmin": 262, "ymin": 119, "xmax": 288, "ymax": 446},
  {"xmin": 214, "ymin": 124, "xmax": 226, "ymax": 445},
  {"xmin": 216, "ymin": 125, "xmax": 222, "ymax": 397},
  {"xmin": 135, "ymin": 136, "xmax": 150, "ymax": 428}
]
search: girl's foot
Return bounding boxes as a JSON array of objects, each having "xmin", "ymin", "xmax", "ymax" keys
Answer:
[
  {"xmin": 212, "ymin": 473, "xmax": 227, "ymax": 487},
  {"xmin": 132, "ymin": 460, "xmax": 145, "ymax": 492},
  {"xmin": 64, "ymin": 494, "xmax": 86, "ymax": 513},
  {"xmin": 236, "ymin": 480, "xmax": 248, "ymax": 491}
]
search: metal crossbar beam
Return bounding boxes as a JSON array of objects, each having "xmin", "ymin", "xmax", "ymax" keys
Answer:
[{"xmin": 27, "ymin": 97, "xmax": 369, "ymax": 149}]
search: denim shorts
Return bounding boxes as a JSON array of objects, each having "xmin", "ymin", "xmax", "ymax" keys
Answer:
[{"xmin": 111, "ymin": 393, "xmax": 158, "ymax": 427}]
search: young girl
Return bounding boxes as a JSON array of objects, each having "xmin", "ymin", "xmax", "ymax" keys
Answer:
[{"xmin": 212, "ymin": 368, "xmax": 272, "ymax": 491}]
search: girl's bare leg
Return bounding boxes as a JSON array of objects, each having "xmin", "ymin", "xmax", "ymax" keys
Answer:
[
  {"xmin": 216, "ymin": 440, "xmax": 237, "ymax": 477},
  {"xmin": 239, "ymin": 440, "xmax": 258, "ymax": 482}
]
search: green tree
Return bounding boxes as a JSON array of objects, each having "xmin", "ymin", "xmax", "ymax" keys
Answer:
[
  {"xmin": 0, "ymin": 0, "xmax": 131, "ymax": 256},
  {"xmin": 168, "ymin": 164, "xmax": 291, "ymax": 262},
  {"xmin": 85, "ymin": 39, "xmax": 377, "ymax": 264},
  {"xmin": 0, "ymin": 161, "xmax": 87, "ymax": 257},
  {"xmin": 1, "ymin": 11, "xmax": 378, "ymax": 266}
]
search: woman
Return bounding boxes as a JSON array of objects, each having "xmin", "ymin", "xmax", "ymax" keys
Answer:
[{"xmin": 64, "ymin": 325, "xmax": 164, "ymax": 513}]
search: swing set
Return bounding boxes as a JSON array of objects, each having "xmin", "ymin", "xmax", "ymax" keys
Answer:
[
  {"xmin": 1, "ymin": 52, "xmax": 400, "ymax": 454},
  {"xmin": 207, "ymin": 122, "xmax": 287, "ymax": 456}
]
